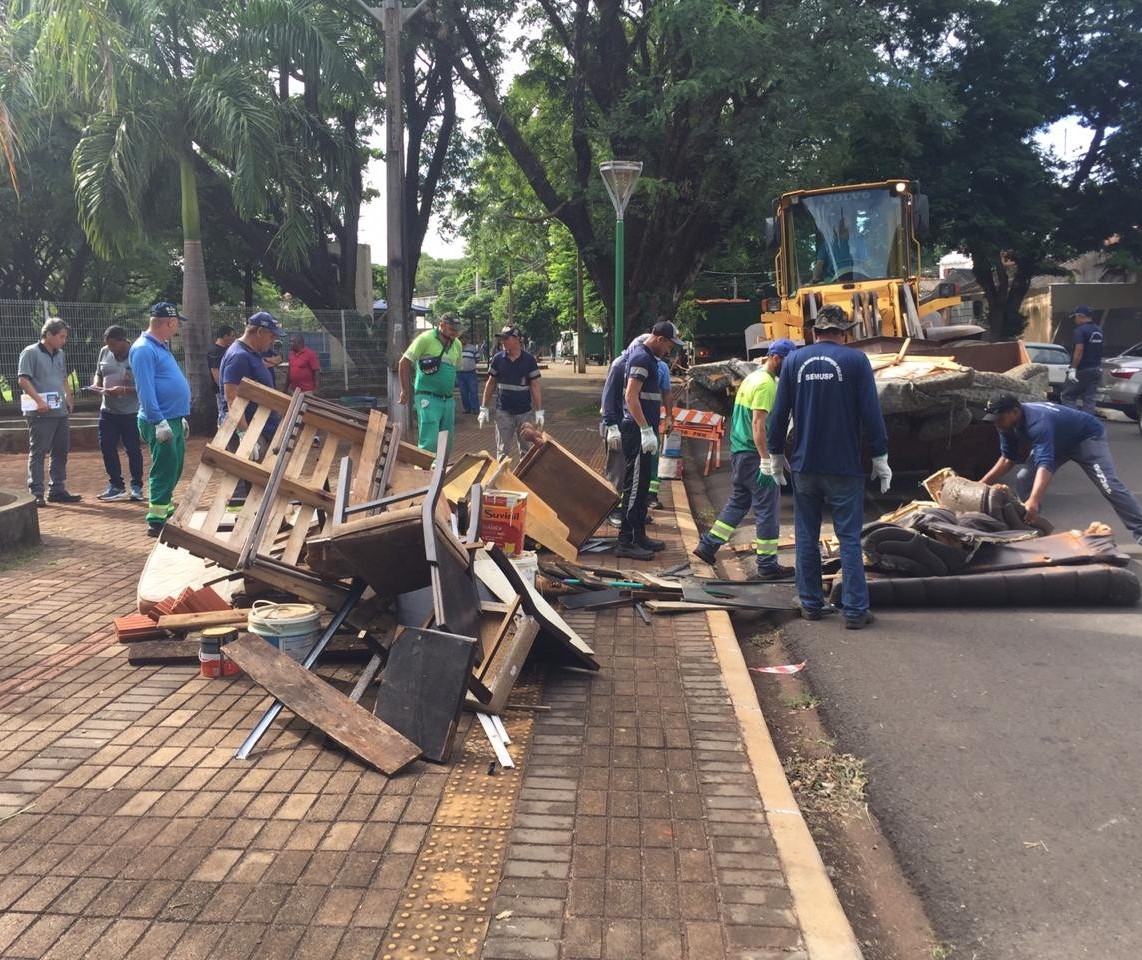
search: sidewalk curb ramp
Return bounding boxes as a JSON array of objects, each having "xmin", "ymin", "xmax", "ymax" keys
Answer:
[{"xmin": 672, "ymin": 477, "xmax": 865, "ymax": 960}]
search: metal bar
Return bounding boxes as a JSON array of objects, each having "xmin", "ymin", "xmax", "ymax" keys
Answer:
[
  {"xmin": 341, "ymin": 485, "xmax": 429, "ymax": 517},
  {"xmin": 477, "ymin": 712, "xmax": 514, "ymax": 768},
  {"xmin": 334, "ymin": 455, "xmax": 353, "ymax": 525},
  {"xmin": 235, "ymin": 577, "xmax": 368, "ymax": 760}
]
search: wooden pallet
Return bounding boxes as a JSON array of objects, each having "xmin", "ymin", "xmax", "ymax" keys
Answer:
[{"xmin": 163, "ymin": 380, "xmax": 404, "ymax": 609}]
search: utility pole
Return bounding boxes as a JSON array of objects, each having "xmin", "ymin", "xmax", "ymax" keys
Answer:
[{"xmin": 355, "ymin": 0, "xmax": 429, "ymax": 433}]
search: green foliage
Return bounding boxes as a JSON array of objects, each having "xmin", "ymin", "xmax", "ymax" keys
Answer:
[{"xmin": 491, "ymin": 270, "xmax": 559, "ymax": 349}]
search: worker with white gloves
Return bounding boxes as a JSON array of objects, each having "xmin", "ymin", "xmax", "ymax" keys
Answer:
[
  {"xmin": 614, "ymin": 321, "xmax": 684, "ymax": 560},
  {"xmin": 765, "ymin": 305, "xmax": 890, "ymax": 630},
  {"xmin": 480, "ymin": 325, "xmax": 543, "ymax": 461}
]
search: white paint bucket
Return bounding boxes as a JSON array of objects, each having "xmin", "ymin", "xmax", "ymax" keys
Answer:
[
  {"xmin": 247, "ymin": 601, "xmax": 321, "ymax": 662},
  {"xmin": 510, "ymin": 550, "xmax": 539, "ymax": 588}
]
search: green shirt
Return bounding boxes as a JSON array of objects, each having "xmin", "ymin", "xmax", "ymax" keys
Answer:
[
  {"xmin": 729, "ymin": 368, "xmax": 776, "ymax": 454},
  {"xmin": 404, "ymin": 329, "xmax": 462, "ymax": 396}
]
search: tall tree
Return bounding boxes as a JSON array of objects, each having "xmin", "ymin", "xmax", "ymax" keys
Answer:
[{"xmin": 437, "ymin": 0, "xmax": 938, "ymax": 335}]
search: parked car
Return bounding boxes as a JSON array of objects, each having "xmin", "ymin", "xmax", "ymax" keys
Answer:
[
  {"xmin": 1098, "ymin": 342, "xmax": 1142, "ymax": 432},
  {"xmin": 1024, "ymin": 342, "xmax": 1071, "ymax": 400}
]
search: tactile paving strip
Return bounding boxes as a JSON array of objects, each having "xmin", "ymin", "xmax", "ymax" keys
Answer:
[{"xmin": 380, "ymin": 674, "xmax": 542, "ymax": 959}]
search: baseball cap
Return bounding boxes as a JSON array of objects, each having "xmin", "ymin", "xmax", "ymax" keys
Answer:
[
  {"xmin": 150, "ymin": 301, "xmax": 187, "ymax": 321},
  {"xmin": 497, "ymin": 325, "xmax": 522, "ymax": 339},
  {"xmin": 247, "ymin": 311, "xmax": 285, "ymax": 337},
  {"xmin": 813, "ymin": 305, "xmax": 856, "ymax": 331},
  {"xmin": 767, "ymin": 338, "xmax": 797, "ymax": 358},
  {"xmin": 983, "ymin": 392, "xmax": 1022, "ymax": 421},
  {"xmin": 651, "ymin": 320, "xmax": 685, "ymax": 345},
  {"xmin": 438, "ymin": 313, "xmax": 461, "ymax": 328},
  {"xmin": 1072, "ymin": 305, "xmax": 1092, "ymax": 318}
]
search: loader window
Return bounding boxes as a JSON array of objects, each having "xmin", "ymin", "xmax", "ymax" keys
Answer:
[{"xmin": 788, "ymin": 190, "xmax": 910, "ymax": 291}]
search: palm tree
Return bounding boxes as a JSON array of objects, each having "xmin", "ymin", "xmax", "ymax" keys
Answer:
[{"xmin": 25, "ymin": 0, "xmax": 359, "ymax": 429}]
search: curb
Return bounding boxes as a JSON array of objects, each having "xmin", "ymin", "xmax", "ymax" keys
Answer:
[{"xmin": 671, "ymin": 475, "xmax": 865, "ymax": 960}]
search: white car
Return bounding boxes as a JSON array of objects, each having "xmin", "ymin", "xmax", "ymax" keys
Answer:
[
  {"xmin": 1024, "ymin": 342, "xmax": 1071, "ymax": 400},
  {"xmin": 1098, "ymin": 343, "xmax": 1142, "ymax": 431}
]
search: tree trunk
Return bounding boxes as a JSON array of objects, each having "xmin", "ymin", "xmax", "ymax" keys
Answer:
[{"xmin": 179, "ymin": 154, "xmax": 215, "ymax": 433}]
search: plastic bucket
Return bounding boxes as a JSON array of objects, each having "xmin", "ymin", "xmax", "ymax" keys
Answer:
[
  {"xmin": 248, "ymin": 601, "xmax": 321, "ymax": 662},
  {"xmin": 510, "ymin": 550, "xmax": 539, "ymax": 588}
]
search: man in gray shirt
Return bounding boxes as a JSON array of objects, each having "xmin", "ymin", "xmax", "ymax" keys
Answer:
[
  {"xmin": 93, "ymin": 325, "xmax": 144, "ymax": 502},
  {"xmin": 17, "ymin": 317, "xmax": 80, "ymax": 505}
]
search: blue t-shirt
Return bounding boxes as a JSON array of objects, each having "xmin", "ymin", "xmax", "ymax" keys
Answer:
[
  {"xmin": 1073, "ymin": 321, "xmax": 1104, "ymax": 369},
  {"xmin": 488, "ymin": 350, "xmax": 540, "ymax": 415},
  {"xmin": 998, "ymin": 402, "xmax": 1104, "ymax": 472},
  {"xmin": 129, "ymin": 333, "xmax": 191, "ymax": 424},
  {"xmin": 621, "ymin": 342, "xmax": 662, "ymax": 430},
  {"xmin": 220, "ymin": 339, "xmax": 279, "ymax": 435},
  {"xmin": 767, "ymin": 341, "xmax": 887, "ymax": 476}
]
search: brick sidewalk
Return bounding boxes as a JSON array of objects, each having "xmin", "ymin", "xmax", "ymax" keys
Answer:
[{"xmin": 0, "ymin": 367, "xmax": 810, "ymax": 959}]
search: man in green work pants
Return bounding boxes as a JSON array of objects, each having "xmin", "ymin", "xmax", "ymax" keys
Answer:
[
  {"xmin": 129, "ymin": 302, "xmax": 192, "ymax": 537},
  {"xmin": 398, "ymin": 313, "xmax": 463, "ymax": 459}
]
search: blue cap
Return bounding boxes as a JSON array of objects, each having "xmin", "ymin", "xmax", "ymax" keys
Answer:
[
  {"xmin": 767, "ymin": 338, "xmax": 797, "ymax": 358},
  {"xmin": 150, "ymin": 301, "xmax": 187, "ymax": 320},
  {"xmin": 1073, "ymin": 305, "xmax": 1092, "ymax": 318},
  {"xmin": 248, "ymin": 311, "xmax": 285, "ymax": 337}
]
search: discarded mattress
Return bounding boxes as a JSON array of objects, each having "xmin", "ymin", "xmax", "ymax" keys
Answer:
[{"xmin": 838, "ymin": 564, "xmax": 1141, "ymax": 608}]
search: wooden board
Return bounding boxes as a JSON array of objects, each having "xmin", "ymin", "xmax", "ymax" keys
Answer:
[
  {"xmin": 474, "ymin": 547, "xmax": 599, "ymax": 671},
  {"xmin": 225, "ymin": 635, "xmax": 420, "ymax": 774},
  {"xmin": 466, "ymin": 608, "xmax": 538, "ymax": 715},
  {"xmin": 305, "ymin": 507, "xmax": 431, "ymax": 598},
  {"xmin": 373, "ymin": 626, "xmax": 478, "ymax": 764},
  {"xmin": 515, "ymin": 435, "xmax": 619, "ymax": 546},
  {"xmin": 157, "ymin": 609, "xmax": 249, "ymax": 631},
  {"xmin": 126, "ymin": 639, "xmax": 200, "ymax": 665}
]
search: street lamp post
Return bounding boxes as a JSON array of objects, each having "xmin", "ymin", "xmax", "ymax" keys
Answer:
[{"xmin": 599, "ymin": 160, "xmax": 642, "ymax": 359}]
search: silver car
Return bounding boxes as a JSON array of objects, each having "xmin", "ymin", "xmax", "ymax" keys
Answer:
[
  {"xmin": 1098, "ymin": 342, "xmax": 1142, "ymax": 430},
  {"xmin": 1024, "ymin": 342, "xmax": 1071, "ymax": 400}
]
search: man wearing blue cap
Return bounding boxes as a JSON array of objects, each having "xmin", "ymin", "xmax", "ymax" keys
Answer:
[
  {"xmin": 219, "ymin": 311, "xmax": 285, "ymax": 440},
  {"xmin": 1061, "ymin": 305, "xmax": 1103, "ymax": 411},
  {"xmin": 694, "ymin": 339, "xmax": 797, "ymax": 580},
  {"xmin": 130, "ymin": 302, "xmax": 192, "ymax": 536}
]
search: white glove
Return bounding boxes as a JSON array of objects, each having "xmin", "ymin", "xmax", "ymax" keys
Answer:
[
  {"xmin": 534, "ymin": 409, "xmax": 545, "ymax": 429},
  {"xmin": 760, "ymin": 452, "xmax": 788, "ymax": 486},
  {"xmin": 606, "ymin": 424, "xmax": 622, "ymax": 451},
  {"xmin": 639, "ymin": 426, "xmax": 658, "ymax": 455},
  {"xmin": 1065, "ymin": 367, "xmax": 1077, "ymax": 383},
  {"xmin": 871, "ymin": 454, "xmax": 892, "ymax": 494},
  {"xmin": 182, "ymin": 417, "xmax": 189, "ymax": 437},
  {"xmin": 156, "ymin": 419, "xmax": 173, "ymax": 444},
  {"xmin": 478, "ymin": 406, "xmax": 490, "ymax": 428}
]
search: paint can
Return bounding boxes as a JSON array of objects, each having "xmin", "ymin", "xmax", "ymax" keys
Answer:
[
  {"xmin": 247, "ymin": 601, "xmax": 321, "ymax": 662},
  {"xmin": 199, "ymin": 627, "xmax": 241, "ymax": 679}
]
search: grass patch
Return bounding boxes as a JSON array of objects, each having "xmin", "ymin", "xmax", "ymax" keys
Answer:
[
  {"xmin": 781, "ymin": 692, "xmax": 821, "ymax": 710},
  {"xmin": 929, "ymin": 944, "xmax": 955, "ymax": 960},
  {"xmin": 783, "ymin": 750, "xmax": 869, "ymax": 817},
  {"xmin": 694, "ymin": 506, "xmax": 719, "ymax": 526},
  {"xmin": 0, "ymin": 546, "xmax": 41, "ymax": 572}
]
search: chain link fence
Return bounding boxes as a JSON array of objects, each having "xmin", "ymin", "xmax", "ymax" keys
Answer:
[{"xmin": 0, "ymin": 300, "xmax": 389, "ymax": 408}]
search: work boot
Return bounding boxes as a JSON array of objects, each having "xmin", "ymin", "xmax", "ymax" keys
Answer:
[
  {"xmin": 615, "ymin": 540, "xmax": 654, "ymax": 560},
  {"xmin": 692, "ymin": 542, "xmax": 717, "ymax": 565},
  {"xmin": 794, "ymin": 598, "xmax": 838, "ymax": 621},
  {"xmin": 47, "ymin": 490, "xmax": 82, "ymax": 503},
  {"xmin": 146, "ymin": 522, "xmax": 164, "ymax": 539},
  {"xmin": 844, "ymin": 611, "xmax": 875, "ymax": 630},
  {"xmin": 754, "ymin": 563, "xmax": 795, "ymax": 582},
  {"xmin": 634, "ymin": 535, "xmax": 666, "ymax": 553}
]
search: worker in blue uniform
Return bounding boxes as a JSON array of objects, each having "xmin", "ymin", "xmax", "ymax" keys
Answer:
[
  {"xmin": 616, "ymin": 322, "xmax": 683, "ymax": 559},
  {"xmin": 979, "ymin": 393, "xmax": 1142, "ymax": 544},
  {"xmin": 1061, "ymin": 305, "xmax": 1103, "ymax": 411},
  {"xmin": 764, "ymin": 305, "xmax": 891, "ymax": 629}
]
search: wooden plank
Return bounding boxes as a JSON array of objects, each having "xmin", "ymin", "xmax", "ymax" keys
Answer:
[
  {"xmin": 225, "ymin": 635, "xmax": 420, "ymax": 774},
  {"xmin": 398, "ymin": 441, "xmax": 436, "ymax": 469},
  {"xmin": 126, "ymin": 639, "xmax": 200, "ymax": 666},
  {"xmin": 351, "ymin": 410, "xmax": 389, "ymax": 502},
  {"xmin": 200, "ymin": 446, "xmax": 334, "ymax": 509},
  {"xmin": 515, "ymin": 435, "xmax": 619, "ymax": 546},
  {"xmin": 373, "ymin": 626, "xmax": 478, "ymax": 764},
  {"xmin": 305, "ymin": 507, "xmax": 431, "ymax": 598},
  {"xmin": 278, "ymin": 422, "xmax": 340, "ymax": 567},
  {"xmin": 491, "ymin": 467, "xmax": 578, "ymax": 562},
  {"xmin": 348, "ymin": 654, "xmax": 383, "ymax": 704},
  {"xmin": 157, "ymin": 609, "xmax": 248, "ymax": 631},
  {"xmin": 466, "ymin": 611, "xmax": 538, "ymax": 715}
]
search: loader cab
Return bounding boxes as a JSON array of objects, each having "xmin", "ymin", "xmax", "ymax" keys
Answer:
[{"xmin": 775, "ymin": 182, "xmax": 922, "ymax": 295}]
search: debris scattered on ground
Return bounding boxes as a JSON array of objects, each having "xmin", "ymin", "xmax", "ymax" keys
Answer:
[{"xmin": 784, "ymin": 751, "xmax": 870, "ymax": 818}]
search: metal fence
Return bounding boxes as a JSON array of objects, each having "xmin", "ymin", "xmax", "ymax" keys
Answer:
[{"xmin": 0, "ymin": 300, "xmax": 389, "ymax": 406}]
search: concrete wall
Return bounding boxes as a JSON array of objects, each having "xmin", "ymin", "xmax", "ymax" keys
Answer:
[{"xmin": 1023, "ymin": 279, "xmax": 1142, "ymax": 351}]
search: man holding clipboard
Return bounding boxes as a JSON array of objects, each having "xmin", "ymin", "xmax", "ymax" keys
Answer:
[{"xmin": 17, "ymin": 318, "xmax": 80, "ymax": 507}]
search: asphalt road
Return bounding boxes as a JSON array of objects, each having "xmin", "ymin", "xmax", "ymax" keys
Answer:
[{"xmin": 698, "ymin": 419, "xmax": 1142, "ymax": 959}]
